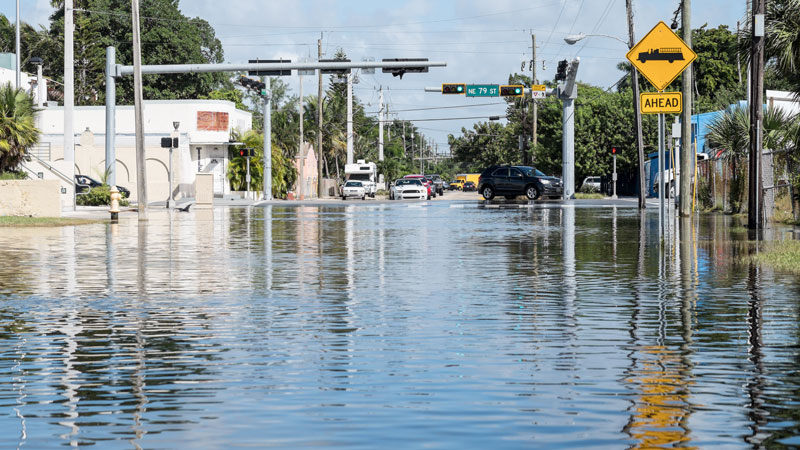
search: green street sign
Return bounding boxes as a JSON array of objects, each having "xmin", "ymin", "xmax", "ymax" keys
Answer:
[{"xmin": 465, "ymin": 84, "xmax": 499, "ymax": 97}]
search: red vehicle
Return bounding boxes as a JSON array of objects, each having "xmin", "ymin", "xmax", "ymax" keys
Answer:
[{"xmin": 403, "ymin": 174, "xmax": 435, "ymax": 200}]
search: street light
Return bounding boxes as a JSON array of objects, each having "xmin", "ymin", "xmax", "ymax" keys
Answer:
[
  {"xmin": 564, "ymin": 31, "xmax": 647, "ymax": 210},
  {"xmin": 564, "ymin": 33, "xmax": 628, "ymax": 46}
]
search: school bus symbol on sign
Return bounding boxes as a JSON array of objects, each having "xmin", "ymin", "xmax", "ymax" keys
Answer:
[
  {"xmin": 640, "ymin": 92, "xmax": 682, "ymax": 114},
  {"xmin": 626, "ymin": 21, "xmax": 697, "ymax": 91}
]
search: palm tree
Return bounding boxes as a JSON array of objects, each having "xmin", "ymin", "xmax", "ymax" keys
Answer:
[
  {"xmin": 0, "ymin": 83, "xmax": 39, "ymax": 173},
  {"xmin": 706, "ymin": 105, "xmax": 750, "ymax": 212}
]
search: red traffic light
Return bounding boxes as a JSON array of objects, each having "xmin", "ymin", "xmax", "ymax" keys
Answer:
[{"xmin": 611, "ymin": 147, "xmax": 617, "ymax": 155}]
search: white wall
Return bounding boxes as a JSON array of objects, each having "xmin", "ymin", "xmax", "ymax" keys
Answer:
[
  {"xmin": 0, "ymin": 66, "xmax": 48, "ymax": 105},
  {"xmin": 766, "ymin": 90, "xmax": 800, "ymax": 117},
  {"xmin": 36, "ymin": 100, "xmax": 252, "ymax": 204}
]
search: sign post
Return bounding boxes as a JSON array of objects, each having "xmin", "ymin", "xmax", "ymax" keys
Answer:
[{"xmin": 626, "ymin": 21, "xmax": 696, "ymax": 239}]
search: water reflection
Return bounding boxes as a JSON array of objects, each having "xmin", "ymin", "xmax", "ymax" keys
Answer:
[{"xmin": 1, "ymin": 205, "xmax": 799, "ymax": 447}]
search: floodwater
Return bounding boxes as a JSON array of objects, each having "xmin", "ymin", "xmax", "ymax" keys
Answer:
[{"xmin": 1, "ymin": 202, "xmax": 799, "ymax": 449}]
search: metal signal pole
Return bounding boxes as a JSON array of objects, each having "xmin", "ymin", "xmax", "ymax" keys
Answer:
[
  {"xmin": 531, "ymin": 33, "xmax": 538, "ymax": 165},
  {"xmin": 317, "ymin": 35, "xmax": 324, "ymax": 198}
]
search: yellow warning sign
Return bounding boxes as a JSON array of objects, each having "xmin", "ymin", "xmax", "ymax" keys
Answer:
[
  {"xmin": 640, "ymin": 92, "xmax": 682, "ymax": 114},
  {"xmin": 626, "ymin": 21, "xmax": 697, "ymax": 92}
]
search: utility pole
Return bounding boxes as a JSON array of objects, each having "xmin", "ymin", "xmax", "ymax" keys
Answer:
[
  {"xmin": 317, "ymin": 35, "xmax": 324, "ymax": 198},
  {"xmin": 346, "ymin": 72, "xmax": 354, "ymax": 165},
  {"xmin": 680, "ymin": 0, "xmax": 693, "ymax": 217},
  {"xmin": 298, "ymin": 73, "xmax": 304, "ymax": 200},
  {"xmin": 131, "ymin": 0, "xmax": 147, "ymax": 219},
  {"xmin": 531, "ymin": 33, "xmax": 538, "ymax": 165},
  {"xmin": 263, "ymin": 77, "xmax": 272, "ymax": 201},
  {"xmin": 64, "ymin": 0, "xmax": 75, "ymax": 211},
  {"xmin": 737, "ymin": 21, "xmax": 742, "ymax": 85},
  {"xmin": 378, "ymin": 86, "xmax": 384, "ymax": 188},
  {"xmin": 402, "ymin": 121, "xmax": 406, "ymax": 157},
  {"xmin": 749, "ymin": 0, "xmax": 766, "ymax": 229},
  {"xmin": 627, "ymin": 0, "xmax": 646, "ymax": 210},
  {"xmin": 15, "ymin": 0, "xmax": 20, "ymax": 89}
]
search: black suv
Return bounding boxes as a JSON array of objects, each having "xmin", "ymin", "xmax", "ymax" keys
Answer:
[{"xmin": 477, "ymin": 165, "xmax": 563, "ymax": 200}]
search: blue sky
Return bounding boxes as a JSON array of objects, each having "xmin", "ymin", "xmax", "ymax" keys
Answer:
[{"xmin": 1, "ymin": 0, "xmax": 747, "ymax": 154}]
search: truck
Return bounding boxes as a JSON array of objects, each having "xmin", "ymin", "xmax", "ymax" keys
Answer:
[
  {"xmin": 455, "ymin": 173, "xmax": 481, "ymax": 187},
  {"xmin": 344, "ymin": 160, "xmax": 378, "ymax": 198},
  {"xmin": 653, "ymin": 152, "xmax": 708, "ymax": 198}
]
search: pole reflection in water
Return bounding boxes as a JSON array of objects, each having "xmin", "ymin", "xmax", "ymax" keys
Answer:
[
  {"xmin": 623, "ymin": 213, "xmax": 695, "ymax": 449},
  {"xmin": 264, "ymin": 205, "xmax": 273, "ymax": 292},
  {"xmin": 745, "ymin": 263, "xmax": 766, "ymax": 447}
]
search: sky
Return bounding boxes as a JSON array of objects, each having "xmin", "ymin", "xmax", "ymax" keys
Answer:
[{"xmin": 2, "ymin": 0, "xmax": 748, "ymax": 155}]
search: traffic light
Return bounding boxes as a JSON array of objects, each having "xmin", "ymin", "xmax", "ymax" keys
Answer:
[
  {"xmin": 239, "ymin": 76, "xmax": 266, "ymax": 96},
  {"xmin": 382, "ymin": 58, "xmax": 429, "ymax": 79},
  {"xmin": 555, "ymin": 59, "xmax": 568, "ymax": 82},
  {"xmin": 442, "ymin": 83, "xmax": 465, "ymax": 94},
  {"xmin": 500, "ymin": 85, "xmax": 524, "ymax": 97},
  {"xmin": 239, "ymin": 148, "xmax": 254, "ymax": 157},
  {"xmin": 611, "ymin": 146, "xmax": 618, "ymax": 155}
]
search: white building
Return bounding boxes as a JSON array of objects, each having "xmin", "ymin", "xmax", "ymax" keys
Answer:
[{"xmin": 30, "ymin": 100, "xmax": 252, "ymax": 206}]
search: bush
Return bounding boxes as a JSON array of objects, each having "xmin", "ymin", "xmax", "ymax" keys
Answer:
[
  {"xmin": 0, "ymin": 170, "xmax": 28, "ymax": 180},
  {"xmin": 76, "ymin": 185, "xmax": 130, "ymax": 207}
]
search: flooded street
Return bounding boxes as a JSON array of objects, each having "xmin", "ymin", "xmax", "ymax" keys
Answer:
[{"xmin": 1, "ymin": 202, "xmax": 799, "ymax": 448}]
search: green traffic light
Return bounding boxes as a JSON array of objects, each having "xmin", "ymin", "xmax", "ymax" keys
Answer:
[{"xmin": 457, "ymin": 85, "xmax": 463, "ymax": 92}]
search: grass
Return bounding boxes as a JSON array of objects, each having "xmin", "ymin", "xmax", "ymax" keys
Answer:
[
  {"xmin": 574, "ymin": 193, "xmax": 605, "ymax": 200},
  {"xmin": 0, "ymin": 216, "xmax": 106, "ymax": 227},
  {"xmin": 751, "ymin": 240, "xmax": 800, "ymax": 274}
]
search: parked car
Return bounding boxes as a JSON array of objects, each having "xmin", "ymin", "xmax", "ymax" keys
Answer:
[
  {"xmin": 403, "ymin": 174, "xmax": 435, "ymax": 199},
  {"xmin": 426, "ymin": 174, "xmax": 445, "ymax": 195},
  {"xmin": 477, "ymin": 165, "xmax": 563, "ymax": 200},
  {"xmin": 389, "ymin": 178, "xmax": 427, "ymax": 200},
  {"xmin": 580, "ymin": 176, "xmax": 601, "ymax": 192},
  {"xmin": 341, "ymin": 180, "xmax": 367, "ymax": 200},
  {"xmin": 75, "ymin": 175, "xmax": 130, "ymax": 198},
  {"xmin": 463, "ymin": 181, "xmax": 476, "ymax": 192},
  {"xmin": 449, "ymin": 180, "xmax": 464, "ymax": 191}
]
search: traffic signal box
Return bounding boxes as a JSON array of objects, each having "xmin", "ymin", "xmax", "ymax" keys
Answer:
[
  {"xmin": 239, "ymin": 148, "xmax": 255, "ymax": 157},
  {"xmin": 499, "ymin": 85, "xmax": 524, "ymax": 97},
  {"xmin": 555, "ymin": 60, "xmax": 568, "ymax": 82},
  {"xmin": 611, "ymin": 146, "xmax": 618, "ymax": 155},
  {"xmin": 442, "ymin": 83, "xmax": 466, "ymax": 94}
]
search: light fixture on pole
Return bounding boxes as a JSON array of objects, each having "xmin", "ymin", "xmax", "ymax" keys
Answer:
[{"xmin": 563, "ymin": 33, "xmax": 628, "ymax": 46}]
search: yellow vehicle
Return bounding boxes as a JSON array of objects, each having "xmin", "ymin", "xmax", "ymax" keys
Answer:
[
  {"xmin": 455, "ymin": 173, "xmax": 481, "ymax": 187},
  {"xmin": 449, "ymin": 179, "xmax": 465, "ymax": 190}
]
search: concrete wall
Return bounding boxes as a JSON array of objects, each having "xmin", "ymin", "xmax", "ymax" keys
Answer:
[
  {"xmin": 0, "ymin": 180, "xmax": 62, "ymax": 217},
  {"xmin": 36, "ymin": 100, "xmax": 252, "ymax": 204}
]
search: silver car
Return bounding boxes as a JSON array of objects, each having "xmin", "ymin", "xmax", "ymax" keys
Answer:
[{"xmin": 341, "ymin": 181, "xmax": 367, "ymax": 200}]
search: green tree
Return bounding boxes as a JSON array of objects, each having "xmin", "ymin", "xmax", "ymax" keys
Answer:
[
  {"xmin": 0, "ymin": 83, "xmax": 39, "ymax": 172},
  {"xmin": 228, "ymin": 129, "xmax": 296, "ymax": 199},
  {"xmin": 43, "ymin": 0, "xmax": 227, "ymax": 105}
]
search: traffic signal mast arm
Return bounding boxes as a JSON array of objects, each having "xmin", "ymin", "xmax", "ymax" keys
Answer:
[{"xmin": 114, "ymin": 60, "xmax": 446, "ymax": 76}]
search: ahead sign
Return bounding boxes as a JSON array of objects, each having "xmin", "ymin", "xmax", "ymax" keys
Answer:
[
  {"xmin": 640, "ymin": 92, "xmax": 682, "ymax": 114},
  {"xmin": 626, "ymin": 21, "xmax": 697, "ymax": 91}
]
